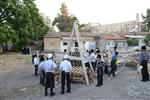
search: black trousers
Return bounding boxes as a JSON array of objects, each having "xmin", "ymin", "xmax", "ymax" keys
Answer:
[
  {"xmin": 34, "ymin": 65, "xmax": 38, "ymax": 76},
  {"xmin": 45, "ymin": 72, "xmax": 55, "ymax": 95},
  {"xmin": 108, "ymin": 61, "xmax": 116, "ymax": 76},
  {"xmin": 61, "ymin": 71, "xmax": 71, "ymax": 93},
  {"xmin": 97, "ymin": 68, "xmax": 103, "ymax": 85},
  {"xmin": 40, "ymin": 70, "xmax": 45, "ymax": 86},
  {"xmin": 104, "ymin": 65, "xmax": 108, "ymax": 74},
  {"xmin": 141, "ymin": 61, "xmax": 149, "ymax": 81}
]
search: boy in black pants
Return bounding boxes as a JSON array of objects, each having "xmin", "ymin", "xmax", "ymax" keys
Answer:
[{"xmin": 96, "ymin": 55, "xmax": 104, "ymax": 87}]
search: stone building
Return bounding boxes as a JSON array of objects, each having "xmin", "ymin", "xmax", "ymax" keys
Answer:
[
  {"xmin": 44, "ymin": 32, "xmax": 98, "ymax": 52},
  {"xmin": 99, "ymin": 34, "xmax": 128, "ymax": 52},
  {"xmin": 91, "ymin": 14, "xmax": 145, "ymax": 33}
]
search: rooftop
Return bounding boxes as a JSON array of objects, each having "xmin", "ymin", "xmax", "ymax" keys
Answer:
[{"xmin": 44, "ymin": 32, "xmax": 98, "ymax": 38}]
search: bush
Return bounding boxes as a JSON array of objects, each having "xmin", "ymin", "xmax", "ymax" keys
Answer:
[
  {"xmin": 144, "ymin": 34, "xmax": 150, "ymax": 45},
  {"xmin": 127, "ymin": 38, "xmax": 138, "ymax": 46}
]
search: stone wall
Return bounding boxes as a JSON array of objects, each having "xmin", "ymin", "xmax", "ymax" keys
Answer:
[{"xmin": 44, "ymin": 37, "xmax": 61, "ymax": 52}]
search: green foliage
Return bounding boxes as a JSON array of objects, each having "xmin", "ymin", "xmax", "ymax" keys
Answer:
[
  {"xmin": 52, "ymin": 3, "xmax": 91, "ymax": 32},
  {"xmin": 52, "ymin": 3, "xmax": 79, "ymax": 32},
  {"xmin": 127, "ymin": 38, "xmax": 139, "ymax": 46},
  {"xmin": 78, "ymin": 24, "xmax": 91, "ymax": 32},
  {"xmin": 0, "ymin": 0, "xmax": 49, "ymax": 51},
  {"xmin": 142, "ymin": 9, "xmax": 150, "ymax": 32},
  {"xmin": 144, "ymin": 34, "xmax": 150, "ymax": 45}
]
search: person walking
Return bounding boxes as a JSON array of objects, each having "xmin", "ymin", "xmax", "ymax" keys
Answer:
[
  {"xmin": 96, "ymin": 55, "xmax": 104, "ymax": 87},
  {"xmin": 139, "ymin": 46, "xmax": 149, "ymax": 82},
  {"xmin": 108, "ymin": 47, "xmax": 118, "ymax": 77},
  {"xmin": 44, "ymin": 54, "xmax": 57, "ymax": 96},
  {"xmin": 60, "ymin": 55, "xmax": 72, "ymax": 94}
]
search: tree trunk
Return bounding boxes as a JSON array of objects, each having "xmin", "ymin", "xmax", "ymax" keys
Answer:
[{"xmin": 2, "ymin": 43, "xmax": 8, "ymax": 52}]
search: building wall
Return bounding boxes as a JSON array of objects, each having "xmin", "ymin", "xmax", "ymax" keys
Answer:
[
  {"xmin": 97, "ymin": 21, "xmax": 142, "ymax": 33},
  {"xmin": 99, "ymin": 39, "xmax": 127, "ymax": 52},
  {"xmin": 90, "ymin": 14, "xmax": 146, "ymax": 33},
  {"xmin": 44, "ymin": 37, "xmax": 61, "ymax": 51},
  {"xmin": 60, "ymin": 36, "xmax": 95, "ymax": 52},
  {"xmin": 44, "ymin": 35, "xmax": 99, "ymax": 52}
]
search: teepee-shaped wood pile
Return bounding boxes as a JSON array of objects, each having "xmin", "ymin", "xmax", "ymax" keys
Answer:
[{"xmin": 67, "ymin": 23, "xmax": 94, "ymax": 85}]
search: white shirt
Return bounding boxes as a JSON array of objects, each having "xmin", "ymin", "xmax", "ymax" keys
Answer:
[
  {"xmin": 89, "ymin": 53, "xmax": 96, "ymax": 62},
  {"xmin": 33, "ymin": 57, "xmax": 39, "ymax": 65},
  {"xmin": 44, "ymin": 59, "xmax": 57, "ymax": 73},
  {"xmin": 39, "ymin": 61, "xmax": 45, "ymax": 72},
  {"xmin": 60, "ymin": 60, "xmax": 72, "ymax": 72}
]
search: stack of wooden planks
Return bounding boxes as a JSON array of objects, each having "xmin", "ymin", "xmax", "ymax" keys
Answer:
[{"xmin": 71, "ymin": 66, "xmax": 85, "ymax": 82}]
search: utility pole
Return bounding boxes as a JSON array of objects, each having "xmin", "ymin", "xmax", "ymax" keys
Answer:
[{"xmin": 136, "ymin": 13, "xmax": 140, "ymax": 34}]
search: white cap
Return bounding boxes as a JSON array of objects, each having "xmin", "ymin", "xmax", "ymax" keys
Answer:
[
  {"xmin": 63, "ymin": 55, "xmax": 69, "ymax": 59},
  {"xmin": 47, "ymin": 54, "xmax": 53, "ymax": 59},
  {"xmin": 103, "ymin": 54, "xmax": 106, "ymax": 56}
]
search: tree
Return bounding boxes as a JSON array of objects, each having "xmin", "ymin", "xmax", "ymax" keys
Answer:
[
  {"xmin": 0, "ymin": 0, "xmax": 49, "ymax": 52},
  {"xmin": 78, "ymin": 24, "xmax": 91, "ymax": 32},
  {"xmin": 52, "ymin": 2, "xmax": 79, "ymax": 32},
  {"xmin": 144, "ymin": 34, "xmax": 150, "ymax": 46},
  {"xmin": 142, "ymin": 9, "xmax": 150, "ymax": 32},
  {"xmin": 0, "ymin": 0, "xmax": 19, "ymax": 51},
  {"xmin": 127, "ymin": 38, "xmax": 139, "ymax": 46},
  {"xmin": 60, "ymin": 2, "xmax": 69, "ymax": 17},
  {"xmin": 0, "ymin": 23, "xmax": 17, "ymax": 51}
]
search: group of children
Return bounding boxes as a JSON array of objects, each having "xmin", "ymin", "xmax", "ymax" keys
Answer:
[
  {"xmin": 31, "ymin": 47, "xmax": 119, "ymax": 96},
  {"xmin": 88, "ymin": 47, "xmax": 118, "ymax": 87},
  {"xmin": 32, "ymin": 52, "xmax": 72, "ymax": 97}
]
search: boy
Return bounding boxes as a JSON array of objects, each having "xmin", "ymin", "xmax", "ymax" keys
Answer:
[
  {"xmin": 103, "ymin": 53, "xmax": 109, "ymax": 74},
  {"xmin": 60, "ymin": 55, "xmax": 72, "ymax": 94},
  {"xmin": 139, "ymin": 46, "xmax": 149, "ymax": 82},
  {"xmin": 96, "ymin": 55, "xmax": 104, "ymax": 87},
  {"xmin": 44, "ymin": 54, "xmax": 57, "ymax": 96},
  {"xmin": 33, "ymin": 54, "xmax": 39, "ymax": 76},
  {"xmin": 89, "ymin": 49, "xmax": 96, "ymax": 71},
  {"xmin": 108, "ymin": 47, "xmax": 118, "ymax": 77},
  {"xmin": 39, "ymin": 55, "xmax": 45, "ymax": 86}
]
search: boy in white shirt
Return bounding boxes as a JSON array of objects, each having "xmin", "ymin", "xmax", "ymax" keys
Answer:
[
  {"xmin": 89, "ymin": 49, "xmax": 96, "ymax": 71},
  {"xmin": 44, "ymin": 54, "xmax": 57, "ymax": 97},
  {"xmin": 33, "ymin": 54, "xmax": 39, "ymax": 76},
  {"xmin": 60, "ymin": 55, "xmax": 72, "ymax": 94}
]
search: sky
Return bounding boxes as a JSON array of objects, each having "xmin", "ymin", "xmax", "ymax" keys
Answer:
[{"xmin": 34, "ymin": 0, "xmax": 150, "ymax": 25}]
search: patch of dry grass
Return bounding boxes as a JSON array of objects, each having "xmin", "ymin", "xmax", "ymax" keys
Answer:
[{"xmin": 0, "ymin": 53, "xmax": 31, "ymax": 71}]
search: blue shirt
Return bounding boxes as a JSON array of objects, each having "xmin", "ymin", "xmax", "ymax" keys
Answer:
[
  {"xmin": 112, "ymin": 52, "xmax": 118, "ymax": 61},
  {"xmin": 139, "ymin": 51, "xmax": 149, "ymax": 63}
]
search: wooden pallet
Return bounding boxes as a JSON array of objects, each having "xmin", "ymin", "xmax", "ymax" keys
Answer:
[
  {"xmin": 53, "ymin": 67, "xmax": 88, "ymax": 83},
  {"xmin": 71, "ymin": 67, "xmax": 85, "ymax": 82}
]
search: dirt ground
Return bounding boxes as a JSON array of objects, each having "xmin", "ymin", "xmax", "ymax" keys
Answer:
[{"xmin": 0, "ymin": 53, "xmax": 150, "ymax": 100}]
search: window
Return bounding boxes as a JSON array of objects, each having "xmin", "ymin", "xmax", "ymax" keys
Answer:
[
  {"xmin": 75, "ymin": 42, "xmax": 78, "ymax": 47},
  {"xmin": 63, "ymin": 42, "xmax": 67, "ymax": 45},
  {"xmin": 107, "ymin": 42, "xmax": 110, "ymax": 45}
]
